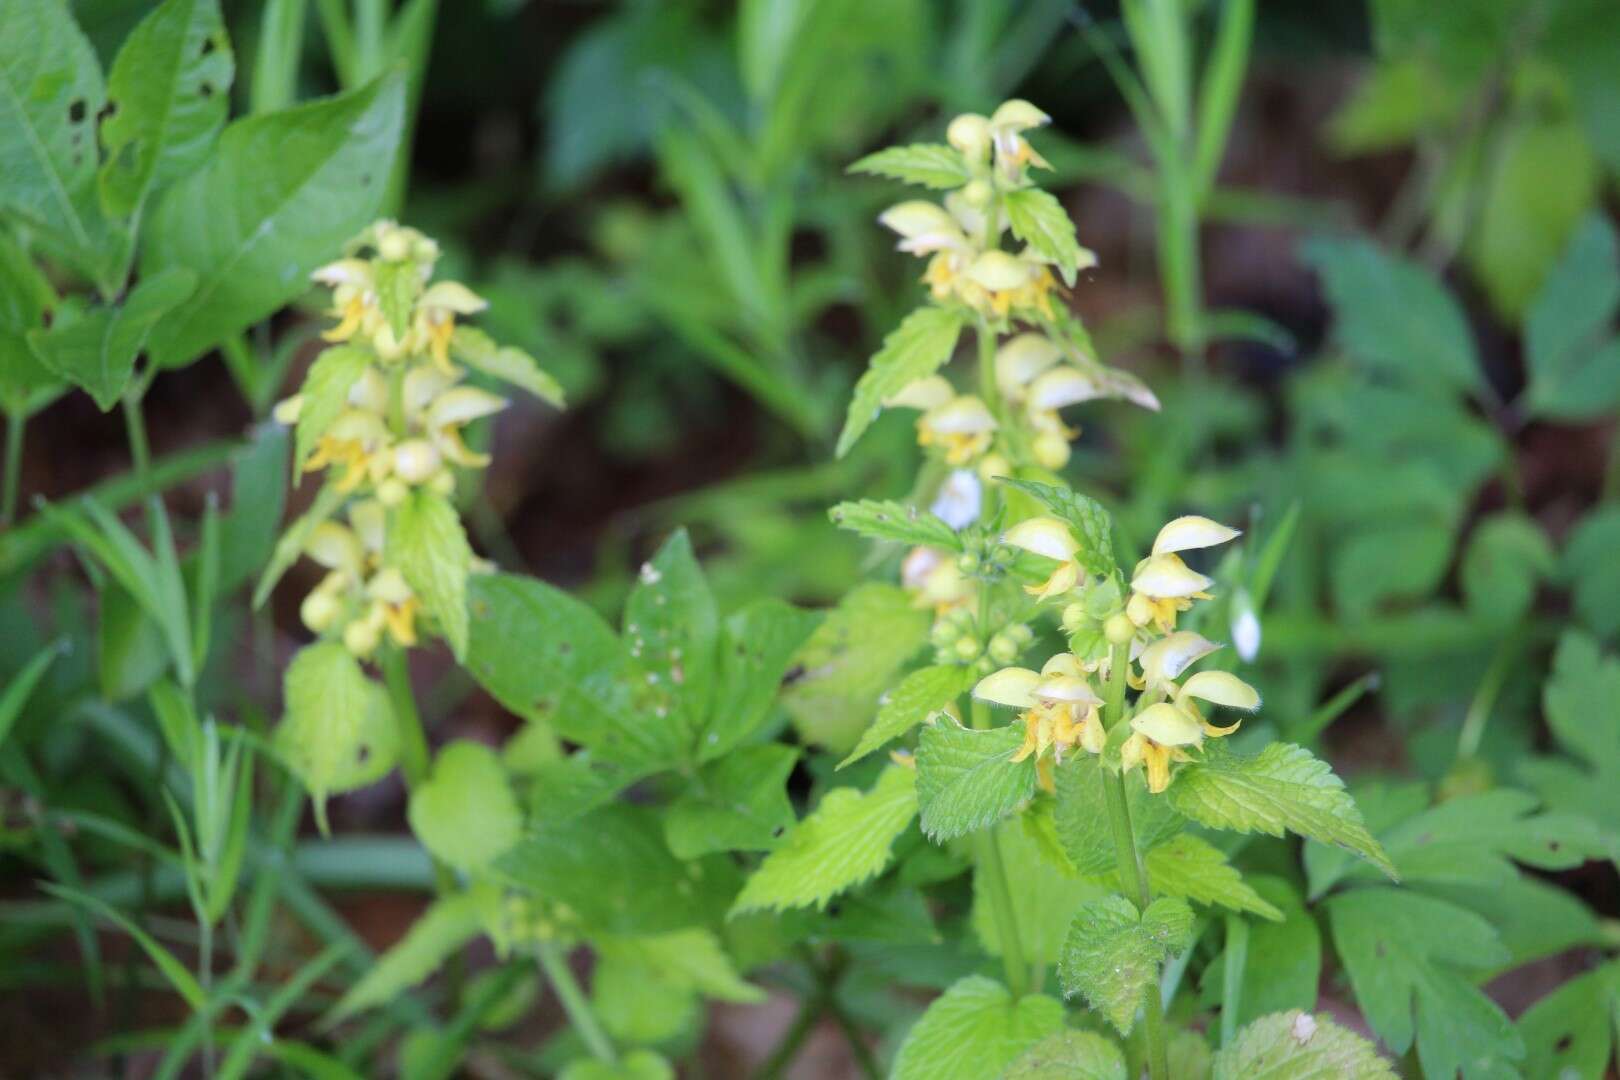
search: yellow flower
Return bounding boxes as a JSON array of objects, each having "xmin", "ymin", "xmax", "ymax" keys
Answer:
[
  {"xmin": 1003, "ymin": 516, "xmax": 1081, "ymax": 601},
  {"xmin": 414, "ymin": 281, "xmax": 488, "ymax": 373},
  {"xmin": 1131, "ymin": 630, "xmax": 1222, "ymax": 692},
  {"xmin": 304, "ymin": 409, "xmax": 392, "ymax": 492},
  {"xmin": 988, "ymin": 99, "xmax": 1053, "ymax": 181},
  {"xmin": 312, "ymin": 259, "xmax": 378, "ymax": 344},
  {"xmin": 880, "ymin": 201, "xmax": 970, "ymax": 257},
  {"xmin": 974, "ymin": 653, "xmax": 1105, "ymax": 787},
  {"xmin": 902, "ymin": 546, "xmax": 975, "ymax": 614},
  {"xmin": 1122, "ymin": 670, "xmax": 1259, "ymax": 793},
  {"xmin": 915, "ymin": 394, "xmax": 996, "ymax": 466},
  {"xmin": 298, "ymin": 502, "xmax": 422, "ymax": 657},
  {"xmin": 1125, "ymin": 516, "xmax": 1241, "ymax": 632}
]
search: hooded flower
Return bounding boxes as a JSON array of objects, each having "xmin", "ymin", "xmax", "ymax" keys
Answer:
[
  {"xmin": 1003, "ymin": 516, "xmax": 1083, "ymax": 601},
  {"xmin": 1122, "ymin": 669, "xmax": 1259, "ymax": 793},
  {"xmin": 975, "ymin": 652, "xmax": 1105, "ymax": 789},
  {"xmin": 1126, "ymin": 516, "xmax": 1240, "ymax": 632}
]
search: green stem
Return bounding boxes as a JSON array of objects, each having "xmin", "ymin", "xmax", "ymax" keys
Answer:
[
  {"xmin": 123, "ymin": 387, "xmax": 151, "ymax": 481},
  {"xmin": 1, "ymin": 410, "xmax": 23, "ymax": 525},
  {"xmin": 970, "ymin": 700, "xmax": 1029, "ymax": 998},
  {"xmin": 535, "ymin": 941, "xmax": 615, "ymax": 1064},
  {"xmin": 1099, "ymin": 642, "xmax": 1169, "ymax": 1080},
  {"xmin": 379, "ymin": 647, "xmax": 456, "ymax": 899},
  {"xmin": 758, "ymin": 998, "xmax": 821, "ymax": 1080},
  {"xmin": 1457, "ymin": 634, "xmax": 1518, "ymax": 760},
  {"xmin": 1220, "ymin": 915, "xmax": 1248, "ymax": 1047}
]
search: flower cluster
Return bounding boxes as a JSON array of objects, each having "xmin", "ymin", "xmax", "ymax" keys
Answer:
[{"xmin": 974, "ymin": 514, "xmax": 1259, "ymax": 793}]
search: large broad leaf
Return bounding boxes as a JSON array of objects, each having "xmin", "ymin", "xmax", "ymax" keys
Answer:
[
  {"xmin": 1055, "ymin": 755, "xmax": 1184, "ymax": 876},
  {"xmin": 388, "ymin": 489, "xmax": 472, "ymax": 661},
  {"xmin": 0, "ymin": 0, "xmax": 116, "ymax": 277},
  {"xmin": 623, "ymin": 529, "xmax": 717, "ymax": 744},
  {"xmin": 1524, "ymin": 213, "xmax": 1620, "ymax": 420},
  {"xmin": 1168, "ymin": 741, "xmax": 1395, "ymax": 879},
  {"xmin": 27, "ymin": 267, "xmax": 196, "ymax": 409},
  {"xmin": 891, "ymin": 975, "xmax": 1065, "ymax": 1080},
  {"xmin": 915, "ymin": 721, "xmax": 1034, "ymax": 841},
  {"xmin": 466, "ymin": 572, "xmax": 681, "ymax": 768},
  {"xmin": 1001, "ymin": 1030, "xmax": 1126, "ymax": 1080},
  {"xmin": 98, "ymin": 0, "xmax": 233, "ymax": 221},
  {"xmin": 1327, "ymin": 886, "xmax": 1522, "ymax": 1080},
  {"xmin": 698, "ymin": 598, "xmax": 819, "ymax": 760},
  {"xmin": 730, "ymin": 764, "xmax": 917, "ymax": 914},
  {"xmin": 1213, "ymin": 1010, "xmax": 1397, "ymax": 1080},
  {"xmin": 406, "ymin": 741, "xmax": 522, "ymax": 873},
  {"xmin": 0, "ymin": 225, "xmax": 63, "ymax": 414},
  {"xmin": 1459, "ymin": 512, "xmax": 1554, "ymax": 624},
  {"xmin": 1138, "ymin": 833, "xmax": 1282, "ymax": 920},
  {"xmin": 1300, "ymin": 235, "xmax": 1478, "ymax": 393},
  {"xmin": 1059, "ymin": 894, "xmax": 1196, "ymax": 1036},
  {"xmin": 837, "ymin": 305, "xmax": 966, "ymax": 458},
  {"xmin": 1516, "ymin": 962, "xmax": 1620, "ymax": 1080},
  {"xmin": 273, "ymin": 641, "xmax": 397, "ymax": 831},
  {"xmin": 664, "ymin": 744, "xmax": 797, "ymax": 859},
  {"xmin": 140, "ymin": 71, "xmax": 405, "ymax": 368}
]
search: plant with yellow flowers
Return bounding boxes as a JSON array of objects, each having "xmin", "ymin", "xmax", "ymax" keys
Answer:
[{"xmin": 747, "ymin": 103, "xmax": 1403, "ymax": 1080}]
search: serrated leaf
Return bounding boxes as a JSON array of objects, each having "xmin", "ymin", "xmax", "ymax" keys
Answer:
[
  {"xmin": 141, "ymin": 72, "xmax": 404, "ymax": 368},
  {"xmin": 1140, "ymin": 833, "xmax": 1282, "ymax": 919},
  {"xmin": 274, "ymin": 642, "xmax": 396, "ymax": 831},
  {"xmin": 1059, "ymin": 895, "xmax": 1195, "ymax": 1036},
  {"xmin": 596, "ymin": 927, "xmax": 763, "ymax": 1005},
  {"xmin": 293, "ymin": 344, "xmax": 371, "ymax": 468},
  {"xmin": 997, "ymin": 477, "xmax": 1116, "ymax": 576},
  {"xmin": 252, "ymin": 481, "xmax": 346, "ymax": 609},
  {"xmin": 1300, "ymin": 235, "xmax": 1479, "ymax": 392},
  {"xmin": 916, "ymin": 721, "xmax": 1034, "ymax": 841},
  {"xmin": 842, "ymin": 664, "xmax": 973, "ymax": 768},
  {"xmin": 665, "ymin": 744, "xmax": 797, "ymax": 859},
  {"xmin": 848, "ymin": 143, "xmax": 971, "ymax": 189},
  {"xmin": 828, "ymin": 499, "xmax": 964, "ymax": 551},
  {"xmin": 1004, "ymin": 188, "xmax": 1085, "ymax": 285},
  {"xmin": 1001, "ymin": 1030, "xmax": 1125, "ymax": 1080},
  {"xmin": 700, "ymin": 598, "xmax": 819, "ymax": 760},
  {"xmin": 891, "ymin": 975, "xmax": 1065, "ymax": 1080},
  {"xmin": 329, "ymin": 894, "xmax": 482, "ymax": 1021},
  {"xmin": 1213, "ymin": 1010, "xmax": 1398, "ymax": 1080},
  {"xmin": 407, "ymin": 741, "xmax": 522, "ymax": 873},
  {"xmin": 837, "ymin": 305, "xmax": 966, "ymax": 458},
  {"xmin": 624, "ymin": 529, "xmax": 716, "ymax": 743},
  {"xmin": 1169, "ymin": 742, "xmax": 1395, "ymax": 879},
  {"xmin": 27, "ymin": 268, "xmax": 196, "ymax": 410},
  {"xmin": 730, "ymin": 764, "xmax": 917, "ymax": 914},
  {"xmin": 1328, "ymin": 887, "xmax": 1523, "ymax": 1079},
  {"xmin": 98, "ymin": 0, "xmax": 232, "ymax": 220},
  {"xmin": 388, "ymin": 489, "xmax": 471, "ymax": 660},
  {"xmin": 1372, "ymin": 788, "xmax": 1607, "ymax": 887},
  {"xmin": 1525, "ymin": 212, "xmax": 1620, "ymax": 420},
  {"xmin": 1517, "ymin": 961, "xmax": 1620, "ymax": 1080},
  {"xmin": 1055, "ymin": 755, "xmax": 1184, "ymax": 876},
  {"xmin": 451, "ymin": 325, "xmax": 564, "ymax": 407},
  {"xmin": 372, "ymin": 259, "xmax": 418, "ymax": 340}
]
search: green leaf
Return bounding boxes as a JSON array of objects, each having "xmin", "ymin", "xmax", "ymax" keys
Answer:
[
  {"xmin": 891, "ymin": 975, "xmax": 1065, "ymax": 1080},
  {"xmin": 1004, "ymin": 188, "xmax": 1085, "ymax": 285},
  {"xmin": 1055, "ymin": 756, "xmax": 1183, "ymax": 875},
  {"xmin": 1328, "ymin": 887, "xmax": 1522, "ymax": 1079},
  {"xmin": 252, "ymin": 481, "xmax": 346, "ymax": 609},
  {"xmin": 141, "ymin": 72, "xmax": 405, "ymax": 368},
  {"xmin": 1059, "ymin": 895, "xmax": 1196, "ymax": 1036},
  {"xmin": 293, "ymin": 344, "xmax": 371, "ymax": 469},
  {"xmin": 664, "ymin": 744, "xmax": 797, "ymax": 859},
  {"xmin": 218, "ymin": 421, "xmax": 289, "ymax": 592},
  {"xmin": 40, "ymin": 882, "xmax": 206, "ymax": 1010},
  {"xmin": 0, "ymin": 0, "xmax": 113, "ymax": 275},
  {"xmin": 731, "ymin": 763, "xmax": 917, "ymax": 914},
  {"xmin": 388, "ymin": 489, "xmax": 472, "ymax": 661},
  {"xmin": 406, "ymin": 741, "xmax": 522, "ymax": 874},
  {"xmin": 1141, "ymin": 833, "xmax": 1282, "ymax": 920},
  {"xmin": 624, "ymin": 529, "xmax": 717, "ymax": 742},
  {"xmin": 0, "ymin": 231, "xmax": 61, "ymax": 415},
  {"xmin": 1300, "ymin": 235, "xmax": 1479, "ymax": 392},
  {"xmin": 1369, "ymin": 788, "xmax": 1608, "ymax": 888},
  {"xmin": 558, "ymin": 1050, "xmax": 673, "ymax": 1080},
  {"xmin": 997, "ymin": 477, "xmax": 1116, "ymax": 576},
  {"xmin": 596, "ymin": 927, "xmax": 763, "ymax": 1005},
  {"xmin": 1543, "ymin": 631, "xmax": 1620, "ymax": 770},
  {"xmin": 1565, "ymin": 507, "xmax": 1620, "ymax": 638},
  {"xmin": 973, "ymin": 817, "xmax": 1106, "ymax": 968},
  {"xmin": 1517, "ymin": 962, "xmax": 1620, "ymax": 1080},
  {"xmin": 915, "ymin": 721, "xmax": 1034, "ymax": 841},
  {"xmin": 1331, "ymin": 521, "xmax": 1452, "ymax": 622},
  {"xmin": 329, "ymin": 894, "xmax": 482, "ymax": 1022},
  {"xmin": 274, "ymin": 642, "xmax": 397, "ymax": 831},
  {"xmin": 700, "ymin": 598, "xmax": 819, "ymax": 760},
  {"xmin": 842, "ymin": 664, "xmax": 973, "ymax": 769},
  {"xmin": 1525, "ymin": 213, "xmax": 1620, "ymax": 420},
  {"xmin": 837, "ymin": 305, "xmax": 966, "ymax": 458},
  {"xmin": 828, "ymin": 499, "xmax": 963, "ymax": 551},
  {"xmin": 0, "ymin": 638, "xmax": 64, "ymax": 752},
  {"xmin": 1459, "ymin": 513, "xmax": 1554, "ymax": 624},
  {"xmin": 1169, "ymin": 741, "xmax": 1395, "ymax": 879},
  {"xmin": 372, "ymin": 259, "xmax": 418, "ymax": 340},
  {"xmin": 450, "ymin": 325, "xmax": 565, "ymax": 407},
  {"xmin": 847, "ymin": 143, "xmax": 971, "ymax": 189},
  {"xmin": 497, "ymin": 804, "xmax": 734, "ymax": 934},
  {"xmin": 1001, "ymin": 1030, "xmax": 1126, "ymax": 1080},
  {"xmin": 780, "ymin": 583, "xmax": 930, "ymax": 754},
  {"xmin": 98, "ymin": 0, "xmax": 232, "ymax": 220},
  {"xmin": 1202, "ymin": 877, "xmax": 1321, "ymax": 1030},
  {"xmin": 1213, "ymin": 1010, "xmax": 1397, "ymax": 1080},
  {"xmin": 27, "ymin": 268, "xmax": 196, "ymax": 410},
  {"xmin": 466, "ymin": 572, "xmax": 680, "ymax": 767}
]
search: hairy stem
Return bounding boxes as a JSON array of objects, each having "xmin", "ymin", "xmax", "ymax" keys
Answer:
[
  {"xmin": 971, "ymin": 700, "xmax": 1030, "ymax": 998},
  {"xmin": 535, "ymin": 941, "xmax": 616, "ymax": 1064},
  {"xmin": 1100, "ymin": 642, "xmax": 1169, "ymax": 1080}
]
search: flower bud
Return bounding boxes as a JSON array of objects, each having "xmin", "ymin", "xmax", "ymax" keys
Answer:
[
  {"xmin": 961, "ymin": 179, "xmax": 993, "ymax": 208},
  {"xmin": 1062, "ymin": 602, "xmax": 1087, "ymax": 633},
  {"xmin": 343, "ymin": 617, "xmax": 381, "ymax": 656},
  {"xmin": 429, "ymin": 469, "xmax": 456, "ymax": 496},
  {"xmin": 1007, "ymin": 623, "xmax": 1034, "ymax": 645},
  {"xmin": 1105, "ymin": 613, "xmax": 1135, "ymax": 646},
  {"xmin": 377, "ymin": 477, "xmax": 409, "ymax": 507},
  {"xmin": 988, "ymin": 633, "xmax": 1019, "ymax": 665},
  {"xmin": 1032, "ymin": 431, "xmax": 1071, "ymax": 470},
  {"xmin": 931, "ymin": 619, "xmax": 959, "ymax": 649},
  {"xmin": 393, "ymin": 439, "xmax": 442, "ymax": 484},
  {"xmin": 378, "ymin": 228, "xmax": 411, "ymax": 262},
  {"xmin": 954, "ymin": 635, "xmax": 982, "ymax": 660},
  {"xmin": 300, "ymin": 591, "xmax": 339, "ymax": 633},
  {"xmin": 977, "ymin": 452, "xmax": 1011, "ymax": 484},
  {"xmin": 957, "ymin": 552, "xmax": 980, "ymax": 575},
  {"xmin": 946, "ymin": 114, "xmax": 992, "ymax": 162}
]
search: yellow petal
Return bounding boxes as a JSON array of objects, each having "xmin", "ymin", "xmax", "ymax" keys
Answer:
[
  {"xmin": 311, "ymin": 258, "xmax": 372, "ymax": 288},
  {"xmin": 1131, "ymin": 702, "xmax": 1205, "ymax": 748},
  {"xmin": 967, "ymin": 250, "xmax": 1033, "ymax": 291},
  {"xmin": 946, "ymin": 113, "xmax": 992, "ymax": 159},
  {"xmin": 1027, "ymin": 365, "xmax": 1103, "ymax": 410},
  {"xmin": 349, "ymin": 498, "xmax": 386, "ymax": 554},
  {"xmin": 973, "ymin": 667, "xmax": 1041, "ymax": 708},
  {"xmin": 994, "ymin": 333, "xmax": 1062, "ymax": 400},
  {"xmin": 1026, "ymin": 559, "xmax": 1079, "ymax": 601},
  {"xmin": 1137, "ymin": 631, "xmax": 1222, "ymax": 688},
  {"xmin": 1152, "ymin": 515, "xmax": 1241, "ymax": 555},
  {"xmin": 1131, "ymin": 553, "xmax": 1213, "ymax": 599},
  {"xmin": 1034, "ymin": 673, "xmax": 1101, "ymax": 705},
  {"xmin": 305, "ymin": 522, "xmax": 362, "ymax": 575},
  {"xmin": 989, "ymin": 99, "xmax": 1051, "ymax": 132},
  {"xmin": 420, "ymin": 281, "xmax": 487, "ymax": 315},
  {"xmin": 271, "ymin": 394, "xmax": 304, "ymax": 425},
  {"xmin": 1177, "ymin": 670, "xmax": 1261, "ymax": 711},
  {"xmin": 922, "ymin": 395, "xmax": 996, "ymax": 436},
  {"xmin": 1002, "ymin": 516, "xmax": 1078, "ymax": 561},
  {"xmin": 427, "ymin": 386, "xmax": 508, "ymax": 429},
  {"xmin": 1039, "ymin": 652, "xmax": 1084, "ymax": 679}
]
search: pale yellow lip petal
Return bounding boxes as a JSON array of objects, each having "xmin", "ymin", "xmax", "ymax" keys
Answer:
[
  {"xmin": 311, "ymin": 258, "xmax": 372, "ymax": 288},
  {"xmin": 305, "ymin": 522, "xmax": 362, "ymax": 574},
  {"xmin": 967, "ymin": 250, "xmax": 1033, "ymax": 290},
  {"xmin": 885, "ymin": 375, "xmax": 955, "ymax": 411},
  {"xmin": 1152, "ymin": 515, "xmax": 1241, "ymax": 555},
  {"xmin": 1131, "ymin": 553, "xmax": 1212, "ymax": 599},
  {"xmin": 420, "ymin": 281, "xmax": 488, "ymax": 314},
  {"xmin": 923, "ymin": 395, "xmax": 997, "ymax": 435},
  {"xmin": 1040, "ymin": 652, "xmax": 1084, "ymax": 679},
  {"xmin": 348, "ymin": 499, "xmax": 387, "ymax": 554},
  {"xmin": 1034, "ymin": 674, "xmax": 1101, "ymax": 705},
  {"xmin": 879, "ymin": 201, "xmax": 958, "ymax": 239},
  {"xmin": 995, "ymin": 333, "xmax": 1063, "ymax": 399},
  {"xmin": 367, "ymin": 566, "xmax": 414, "ymax": 604},
  {"xmin": 1178, "ymin": 670, "xmax": 1262, "ymax": 711},
  {"xmin": 1003, "ymin": 517, "xmax": 1079, "ymax": 561},
  {"xmin": 946, "ymin": 113, "xmax": 991, "ymax": 157},
  {"xmin": 990, "ymin": 98, "xmax": 1051, "ymax": 132},
  {"xmin": 974, "ymin": 667, "xmax": 1042, "ymax": 708},
  {"xmin": 427, "ymin": 386, "xmax": 508, "ymax": 429},
  {"xmin": 1027, "ymin": 365, "xmax": 1102, "ymax": 410},
  {"xmin": 403, "ymin": 363, "xmax": 459, "ymax": 418},
  {"xmin": 1138, "ymin": 631, "xmax": 1223, "ymax": 686},
  {"xmin": 1131, "ymin": 702, "xmax": 1205, "ymax": 748}
]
